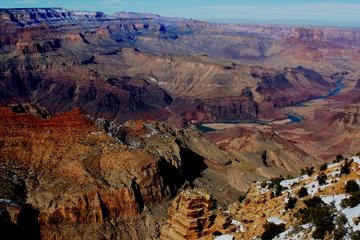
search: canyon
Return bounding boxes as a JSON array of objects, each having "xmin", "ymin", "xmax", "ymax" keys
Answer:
[{"xmin": 0, "ymin": 7, "xmax": 359, "ymax": 240}]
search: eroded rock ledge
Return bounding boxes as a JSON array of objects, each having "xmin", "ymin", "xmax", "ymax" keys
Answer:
[{"xmin": 161, "ymin": 189, "xmax": 231, "ymax": 240}]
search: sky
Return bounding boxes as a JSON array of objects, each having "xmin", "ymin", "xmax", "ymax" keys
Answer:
[{"xmin": 1, "ymin": 0, "xmax": 360, "ymax": 27}]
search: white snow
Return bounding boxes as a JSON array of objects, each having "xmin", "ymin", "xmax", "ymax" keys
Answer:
[
  {"xmin": 343, "ymin": 204, "xmax": 360, "ymax": 231},
  {"xmin": 280, "ymin": 178, "xmax": 300, "ymax": 188},
  {"xmin": 231, "ymin": 219, "xmax": 245, "ymax": 232},
  {"xmin": 299, "ymin": 174, "xmax": 310, "ymax": 181},
  {"xmin": 259, "ymin": 188, "xmax": 270, "ymax": 195},
  {"xmin": 320, "ymin": 194, "xmax": 347, "ymax": 210},
  {"xmin": 0, "ymin": 198, "xmax": 18, "ymax": 206},
  {"xmin": 267, "ymin": 217, "xmax": 285, "ymax": 225},
  {"xmin": 327, "ymin": 162, "xmax": 341, "ymax": 169},
  {"xmin": 149, "ymin": 77, "xmax": 158, "ymax": 83},
  {"xmin": 327, "ymin": 169, "xmax": 340, "ymax": 178},
  {"xmin": 215, "ymin": 234, "xmax": 234, "ymax": 240},
  {"xmin": 304, "ymin": 179, "xmax": 332, "ymax": 196},
  {"xmin": 356, "ymin": 179, "xmax": 360, "ymax": 186},
  {"xmin": 352, "ymin": 156, "xmax": 360, "ymax": 164},
  {"xmin": 90, "ymin": 131, "xmax": 102, "ymax": 135},
  {"xmin": 256, "ymin": 182, "xmax": 270, "ymax": 194},
  {"xmin": 320, "ymin": 194, "xmax": 360, "ymax": 232},
  {"xmin": 274, "ymin": 223, "xmax": 314, "ymax": 240}
]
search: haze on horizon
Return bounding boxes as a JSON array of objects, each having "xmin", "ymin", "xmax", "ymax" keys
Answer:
[{"xmin": 1, "ymin": 0, "xmax": 360, "ymax": 27}]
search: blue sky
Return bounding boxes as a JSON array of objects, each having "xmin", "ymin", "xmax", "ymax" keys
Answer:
[{"xmin": 2, "ymin": 0, "xmax": 360, "ymax": 27}]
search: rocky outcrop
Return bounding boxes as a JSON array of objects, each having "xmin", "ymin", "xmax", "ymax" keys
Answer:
[
  {"xmin": 221, "ymin": 156, "xmax": 360, "ymax": 239},
  {"xmin": 10, "ymin": 103, "xmax": 52, "ymax": 118},
  {"xmin": 1, "ymin": 7, "xmax": 355, "ymax": 125},
  {"xmin": 161, "ymin": 189, "xmax": 231, "ymax": 240},
  {"xmin": 0, "ymin": 8, "xmax": 107, "ymax": 26},
  {"xmin": 0, "ymin": 105, "xmax": 234, "ymax": 239},
  {"xmin": 291, "ymin": 28, "xmax": 325, "ymax": 41},
  {"xmin": 0, "ymin": 65, "xmax": 173, "ymax": 122},
  {"xmin": 255, "ymin": 66, "xmax": 332, "ymax": 109},
  {"xmin": 180, "ymin": 94, "xmax": 258, "ymax": 124}
]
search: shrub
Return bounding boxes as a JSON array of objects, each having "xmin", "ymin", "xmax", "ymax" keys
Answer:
[
  {"xmin": 335, "ymin": 154, "xmax": 344, "ymax": 163},
  {"xmin": 299, "ymin": 196, "xmax": 335, "ymax": 239},
  {"xmin": 298, "ymin": 187, "xmax": 309, "ymax": 198},
  {"xmin": 340, "ymin": 161, "xmax": 351, "ymax": 175},
  {"xmin": 317, "ymin": 173, "xmax": 328, "ymax": 186},
  {"xmin": 285, "ymin": 196, "xmax": 297, "ymax": 210},
  {"xmin": 319, "ymin": 163, "xmax": 328, "ymax": 171},
  {"xmin": 268, "ymin": 176, "xmax": 285, "ymax": 197},
  {"xmin": 303, "ymin": 196, "xmax": 323, "ymax": 208},
  {"xmin": 268, "ymin": 176, "xmax": 285, "ymax": 188},
  {"xmin": 341, "ymin": 191, "xmax": 360, "ymax": 208},
  {"xmin": 238, "ymin": 190, "xmax": 249, "ymax": 203},
  {"xmin": 345, "ymin": 180, "xmax": 360, "ymax": 193},
  {"xmin": 260, "ymin": 181, "xmax": 267, "ymax": 188},
  {"xmin": 301, "ymin": 167, "xmax": 315, "ymax": 176},
  {"xmin": 334, "ymin": 212, "xmax": 348, "ymax": 240},
  {"xmin": 350, "ymin": 230, "xmax": 360, "ymax": 240},
  {"xmin": 261, "ymin": 222, "xmax": 285, "ymax": 240}
]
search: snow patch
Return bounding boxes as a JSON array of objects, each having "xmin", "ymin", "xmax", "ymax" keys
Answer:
[
  {"xmin": 0, "ymin": 198, "xmax": 18, "ymax": 206},
  {"xmin": 304, "ymin": 179, "xmax": 332, "ymax": 196},
  {"xmin": 327, "ymin": 169, "xmax": 340, "ymax": 178},
  {"xmin": 267, "ymin": 217, "xmax": 285, "ymax": 225},
  {"xmin": 215, "ymin": 234, "xmax": 234, "ymax": 240},
  {"xmin": 320, "ymin": 194, "xmax": 347, "ymax": 210},
  {"xmin": 327, "ymin": 162, "xmax": 341, "ymax": 169},
  {"xmin": 231, "ymin": 219, "xmax": 245, "ymax": 233},
  {"xmin": 280, "ymin": 178, "xmax": 300, "ymax": 188},
  {"xmin": 343, "ymin": 204, "xmax": 360, "ymax": 231},
  {"xmin": 352, "ymin": 156, "xmax": 360, "ymax": 164}
]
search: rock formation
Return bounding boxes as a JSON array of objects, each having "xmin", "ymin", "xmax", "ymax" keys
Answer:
[
  {"xmin": 161, "ymin": 189, "xmax": 231, "ymax": 240},
  {"xmin": 0, "ymin": 105, "xmax": 236, "ymax": 239},
  {"xmin": 1, "ymin": 8, "xmax": 358, "ymax": 125}
]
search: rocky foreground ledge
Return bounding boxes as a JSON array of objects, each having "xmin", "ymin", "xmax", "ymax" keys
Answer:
[
  {"xmin": 0, "ymin": 104, "xmax": 233, "ymax": 239},
  {"xmin": 160, "ymin": 156, "xmax": 360, "ymax": 240}
]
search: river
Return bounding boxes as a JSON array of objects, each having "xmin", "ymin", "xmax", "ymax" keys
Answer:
[
  {"xmin": 196, "ymin": 80, "xmax": 346, "ymax": 132},
  {"xmin": 286, "ymin": 80, "xmax": 345, "ymax": 123}
]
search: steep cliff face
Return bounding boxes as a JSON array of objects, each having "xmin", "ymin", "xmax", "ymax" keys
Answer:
[
  {"xmin": 1, "ymin": 8, "xmax": 353, "ymax": 126},
  {"xmin": 0, "ymin": 66, "xmax": 173, "ymax": 122},
  {"xmin": 0, "ymin": 104, "xmax": 235, "ymax": 239},
  {"xmin": 255, "ymin": 66, "xmax": 332, "ymax": 109}
]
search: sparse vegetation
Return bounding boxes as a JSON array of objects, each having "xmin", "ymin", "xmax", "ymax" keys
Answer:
[
  {"xmin": 285, "ymin": 196, "xmax": 297, "ymax": 210},
  {"xmin": 341, "ymin": 191, "xmax": 360, "ymax": 208},
  {"xmin": 340, "ymin": 161, "xmax": 351, "ymax": 175},
  {"xmin": 260, "ymin": 181, "xmax": 267, "ymax": 189},
  {"xmin": 319, "ymin": 163, "xmax": 328, "ymax": 171},
  {"xmin": 345, "ymin": 180, "xmax": 359, "ymax": 193},
  {"xmin": 297, "ymin": 187, "xmax": 309, "ymax": 198},
  {"xmin": 317, "ymin": 172, "xmax": 328, "ymax": 186},
  {"xmin": 298, "ymin": 196, "xmax": 335, "ymax": 239},
  {"xmin": 350, "ymin": 230, "xmax": 360, "ymax": 240},
  {"xmin": 333, "ymin": 212, "xmax": 348, "ymax": 240},
  {"xmin": 261, "ymin": 222, "xmax": 285, "ymax": 240},
  {"xmin": 268, "ymin": 176, "xmax": 285, "ymax": 197},
  {"xmin": 334, "ymin": 154, "xmax": 344, "ymax": 163},
  {"xmin": 301, "ymin": 166, "xmax": 315, "ymax": 176},
  {"xmin": 238, "ymin": 190, "xmax": 250, "ymax": 203}
]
